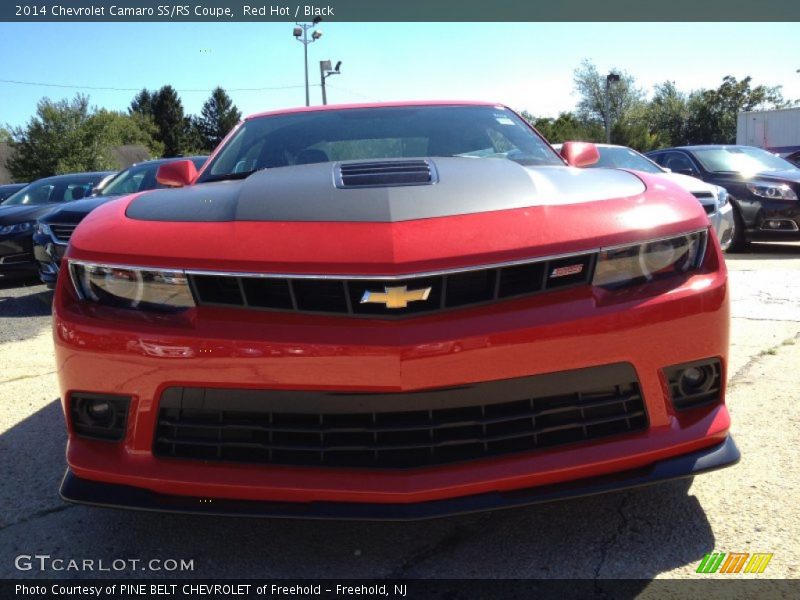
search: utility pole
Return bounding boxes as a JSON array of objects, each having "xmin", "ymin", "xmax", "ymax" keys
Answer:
[
  {"xmin": 605, "ymin": 72, "xmax": 620, "ymax": 144},
  {"xmin": 293, "ymin": 17, "xmax": 323, "ymax": 106},
  {"xmin": 319, "ymin": 60, "xmax": 342, "ymax": 105}
]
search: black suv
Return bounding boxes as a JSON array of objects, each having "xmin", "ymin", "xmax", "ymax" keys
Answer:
[{"xmin": 647, "ymin": 145, "xmax": 800, "ymax": 251}]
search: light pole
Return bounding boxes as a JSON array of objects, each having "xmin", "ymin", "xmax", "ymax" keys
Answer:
[
  {"xmin": 293, "ymin": 17, "xmax": 323, "ymax": 107},
  {"xmin": 605, "ymin": 72, "xmax": 620, "ymax": 144},
  {"xmin": 320, "ymin": 60, "xmax": 342, "ymax": 105}
]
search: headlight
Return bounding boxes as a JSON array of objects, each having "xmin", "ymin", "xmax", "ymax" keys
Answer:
[
  {"xmin": 69, "ymin": 262, "xmax": 195, "ymax": 312},
  {"xmin": 715, "ymin": 187, "xmax": 729, "ymax": 207},
  {"xmin": 593, "ymin": 231, "xmax": 707, "ymax": 289},
  {"xmin": 0, "ymin": 221, "xmax": 35, "ymax": 235},
  {"xmin": 746, "ymin": 182, "xmax": 798, "ymax": 201}
]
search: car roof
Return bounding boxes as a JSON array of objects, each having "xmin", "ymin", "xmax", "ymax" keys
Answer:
[
  {"xmin": 652, "ymin": 145, "xmax": 754, "ymax": 152},
  {"xmin": 30, "ymin": 171, "xmax": 117, "ymax": 184},
  {"xmin": 246, "ymin": 100, "xmax": 504, "ymax": 120}
]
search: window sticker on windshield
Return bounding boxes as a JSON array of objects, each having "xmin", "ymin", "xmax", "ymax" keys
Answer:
[{"xmin": 495, "ymin": 116, "xmax": 515, "ymax": 125}]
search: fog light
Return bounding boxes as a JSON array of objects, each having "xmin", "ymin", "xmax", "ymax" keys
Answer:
[
  {"xmin": 769, "ymin": 220, "xmax": 781, "ymax": 229},
  {"xmin": 664, "ymin": 359, "xmax": 722, "ymax": 411},
  {"xmin": 70, "ymin": 393, "xmax": 131, "ymax": 441},
  {"xmin": 85, "ymin": 399, "xmax": 113, "ymax": 425}
]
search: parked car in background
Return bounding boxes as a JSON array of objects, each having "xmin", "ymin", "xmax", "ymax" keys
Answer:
[
  {"xmin": 647, "ymin": 145, "xmax": 800, "ymax": 250},
  {"xmin": 34, "ymin": 157, "xmax": 207, "ymax": 286},
  {"xmin": 54, "ymin": 101, "xmax": 737, "ymax": 519},
  {"xmin": 0, "ymin": 171, "xmax": 115, "ymax": 278},
  {"xmin": 0, "ymin": 183, "xmax": 28, "ymax": 202},
  {"xmin": 554, "ymin": 143, "xmax": 735, "ymax": 251},
  {"xmin": 785, "ymin": 150, "xmax": 800, "ymax": 168}
]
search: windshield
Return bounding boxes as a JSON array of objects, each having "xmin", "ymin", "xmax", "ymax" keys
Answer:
[
  {"xmin": 587, "ymin": 146, "xmax": 663, "ymax": 174},
  {"xmin": 692, "ymin": 147, "xmax": 799, "ymax": 174},
  {"xmin": 1, "ymin": 176, "xmax": 102, "ymax": 206},
  {"xmin": 197, "ymin": 105, "xmax": 563, "ymax": 183}
]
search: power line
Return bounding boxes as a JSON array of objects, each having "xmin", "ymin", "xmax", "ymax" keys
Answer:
[{"xmin": 0, "ymin": 78, "xmax": 317, "ymax": 93}]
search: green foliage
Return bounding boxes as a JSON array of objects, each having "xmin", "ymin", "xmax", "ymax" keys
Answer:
[
  {"xmin": 645, "ymin": 81, "xmax": 690, "ymax": 147},
  {"xmin": 524, "ymin": 112, "xmax": 603, "ymax": 144},
  {"xmin": 573, "ymin": 60, "xmax": 646, "ymax": 139},
  {"xmin": 150, "ymin": 85, "xmax": 187, "ymax": 157},
  {"xmin": 7, "ymin": 94, "xmax": 161, "ymax": 181},
  {"xmin": 195, "ymin": 87, "xmax": 241, "ymax": 152},
  {"xmin": 684, "ymin": 76, "xmax": 791, "ymax": 144},
  {"xmin": 0, "ymin": 127, "xmax": 11, "ymax": 143}
]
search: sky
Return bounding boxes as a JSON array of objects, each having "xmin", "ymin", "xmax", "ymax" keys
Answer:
[{"xmin": 1, "ymin": 22, "xmax": 799, "ymax": 129}]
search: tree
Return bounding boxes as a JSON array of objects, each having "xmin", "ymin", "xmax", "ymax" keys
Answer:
[
  {"xmin": 7, "ymin": 94, "xmax": 161, "ymax": 181},
  {"xmin": 150, "ymin": 85, "xmax": 187, "ymax": 157},
  {"xmin": 521, "ymin": 111, "xmax": 603, "ymax": 144},
  {"xmin": 196, "ymin": 87, "xmax": 241, "ymax": 151},
  {"xmin": 646, "ymin": 81, "xmax": 690, "ymax": 147},
  {"xmin": 129, "ymin": 88, "xmax": 154, "ymax": 117},
  {"xmin": 684, "ymin": 76, "xmax": 791, "ymax": 144},
  {"xmin": 0, "ymin": 127, "xmax": 11, "ymax": 143},
  {"xmin": 573, "ymin": 60, "xmax": 646, "ymax": 142}
]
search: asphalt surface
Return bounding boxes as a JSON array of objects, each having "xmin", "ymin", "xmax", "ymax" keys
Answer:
[{"xmin": 1, "ymin": 244, "xmax": 798, "ymax": 582}]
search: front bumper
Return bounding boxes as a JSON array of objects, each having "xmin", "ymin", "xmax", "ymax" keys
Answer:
[
  {"xmin": 32, "ymin": 231, "xmax": 65, "ymax": 284},
  {"xmin": 0, "ymin": 233, "xmax": 37, "ymax": 274},
  {"xmin": 60, "ymin": 435, "xmax": 739, "ymax": 520},
  {"xmin": 54, "ymin": 239, "xmax": 732, "ymax": 511},
  {"xmin": 709, "ymin": 203, "xmax": 735, "ymax": 250},
  {"xmin": 741, "ymin": 196, "xmax": 800, "ymax": 239}
]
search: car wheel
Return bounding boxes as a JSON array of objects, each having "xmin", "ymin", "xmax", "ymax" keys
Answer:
[{"xmin": 726, "ymin": 201, "xmax": 748, "ymax": 253}]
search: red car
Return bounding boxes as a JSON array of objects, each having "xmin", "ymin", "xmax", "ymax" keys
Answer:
[{"xmin": 53, "ymin": 101, "xmax": 737, "ymax": 519}]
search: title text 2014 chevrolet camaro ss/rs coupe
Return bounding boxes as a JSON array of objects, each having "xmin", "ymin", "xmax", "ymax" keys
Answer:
[{"xmin": 54, "ymin": 102, "xmax": 738, "ymax": 519}]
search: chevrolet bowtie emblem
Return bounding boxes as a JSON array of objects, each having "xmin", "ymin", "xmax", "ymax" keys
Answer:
[{"xmin": 360, "ymin": 285, "xmax": 432, "ymax": 309}]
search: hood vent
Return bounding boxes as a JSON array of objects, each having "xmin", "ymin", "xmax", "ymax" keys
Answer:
[{"xmin": 336, "ymin": 160, "xmax": 436, "ymax": 188}]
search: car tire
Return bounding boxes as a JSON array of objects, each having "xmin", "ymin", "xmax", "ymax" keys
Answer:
[{"xmin": 725, "ymin": 201, "xmax": 748, "ymax": 253}]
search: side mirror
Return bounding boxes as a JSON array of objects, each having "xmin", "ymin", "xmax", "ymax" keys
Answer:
[
  {"xmin": 560, "ymin": 141, "xmax": 600, "ymax": 168},
  {"xmin": 156, "ymin": 160, "xmax": 198, "ymax": 188}
]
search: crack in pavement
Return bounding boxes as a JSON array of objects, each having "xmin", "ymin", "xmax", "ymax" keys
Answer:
[
  {"xmin": 0, "ymin": 371, "xmax": 56, "ymax": 385},
  {"xmin": 0, "ymin": 504, "xmax": 75, "ymax": 532},
  {"xmin": 592, "ymin": 491, "xmax": 631, "ymax": 595},
  {"xmin": 731, "ymin": 316, "xmax": 800, "ymax": 323},
  {"xmin": 728, "ymin": 331, "xmax": 800, "ymax": 387},
  {"xmin": 385, "ymin": 512, "xmax": 494, "ymax": 579}
]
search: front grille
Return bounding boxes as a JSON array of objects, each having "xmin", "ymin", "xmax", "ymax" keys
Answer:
[
  {"xmin": 153, "ymin": 363, "xmax": 647, "ymax": 469},
  {"xmin": 188, "ymin": 252, "xmax": 596, "ymax": 318},
  {"xmin": 336, "ymin": 160, "xmax": 435, "ymax": 188},
  {"xmin": 691, "ymin": 192, "xmax": 715, "ymax": 199},
  {"xmin": 701, "ymin": 204, "xmax": 715, "ymax": 215},
  {"xmin": 50, "ymin": 223, "xmax": 78, "ymax": 243}
]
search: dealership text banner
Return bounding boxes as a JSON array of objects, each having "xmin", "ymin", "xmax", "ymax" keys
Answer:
[{"xmin": 4, "ymin": 0, "xmax": 800, "ymax": 21}]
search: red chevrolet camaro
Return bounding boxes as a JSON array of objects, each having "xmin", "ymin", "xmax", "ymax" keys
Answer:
[{"xmin": 53, "ymin": 101, "xmax": 738, "ymax": 519}]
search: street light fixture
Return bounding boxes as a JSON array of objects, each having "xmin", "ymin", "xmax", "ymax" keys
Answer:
[
  {"xmin": 293, "ymin": 17, "xmax": 323, "ymax": 107},
  {"xmin": 320, "ymin": 60, "xmax": 342, "ymax": 105},
  {"xmin": 605, "ymin": 72, "xmax": 621, "ymax": 144}
]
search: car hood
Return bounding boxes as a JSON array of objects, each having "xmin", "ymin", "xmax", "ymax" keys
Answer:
[
  {"xmin": 656, "ymin": 172, "xmax": 719, "ymax": 197},
  {"xmin": 0, "ymin": 203, "xmax": 57, "ymax": 225},
  {"xmin": 40, "ymin": 195, "xmax": 120, "ymax": 224},
  {"xmin": 69, "ymin": 158, "xmax": 709, "ymax": 276},
  {"xmin": 750, "ymin": 169, "xmax": 800, "ymax": 184},
  {"xmin": 126, "ymin": 158, "xmax": 647, "ymax": 223}
]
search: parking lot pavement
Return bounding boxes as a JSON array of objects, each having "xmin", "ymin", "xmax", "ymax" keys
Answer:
[{"xmin": 1, "ymin": 243, "xmax": 798, "ymax": 581}]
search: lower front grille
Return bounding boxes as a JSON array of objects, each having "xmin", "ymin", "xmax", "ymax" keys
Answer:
[{"xmin": 154, "ymin": 364, "xmax": 648, "ymax": 469}]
